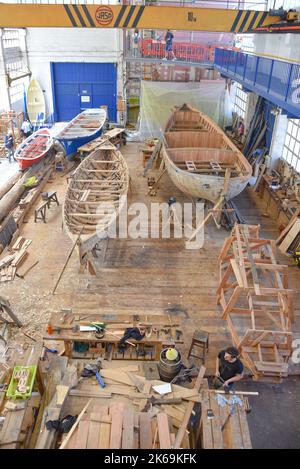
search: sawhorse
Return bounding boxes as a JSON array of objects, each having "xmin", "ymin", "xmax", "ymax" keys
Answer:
[{"xmin": 34, "ymin": 201, "xmax": 48, "ymax": 223}]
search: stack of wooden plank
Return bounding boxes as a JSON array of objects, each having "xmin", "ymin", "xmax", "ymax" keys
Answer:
[
  {"xmin": 60, "ymin": 365, "xmax": 206, "ymax": 450},
  {"xmin": 276, "ymin": 210, "xmax": 300, "ymax": 255},
  {"xmin": 217, "ymin": 223, "xmax": 293, "ymax": 382},
  {"xmin": 0, "ymin": 237, "xmax": 31, "ymax": 283},
  {"xmin": 60, "ymin": 402, "xmax": 176, "ymax": 449},
  {"xmin": 61, "ymin": 364, "xmax": 206, "ymax": 450}
]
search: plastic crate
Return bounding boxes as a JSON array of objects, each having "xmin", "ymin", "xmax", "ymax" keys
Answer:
[{"xmin": 6, "ymin": 365, "xmax": 37, "ymax": 400}]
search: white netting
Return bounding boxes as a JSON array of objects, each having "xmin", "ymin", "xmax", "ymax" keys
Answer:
[{"xmin": 127, "ymin": 80, "xmax": 233, "ymax": 141}]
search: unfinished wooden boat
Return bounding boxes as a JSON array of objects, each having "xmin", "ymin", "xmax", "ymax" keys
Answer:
[
  {"xmin": 63, "ymin": 142, "xmax": 129, "ymax": 262},
  {"xmin": 162, "ymin": 104, "xmax": 252, "ymax": 203},
  {"xmin": 55, "ymin": 108, "xmax": 107, "ymax": 158},
  {"xmin": 15, "ymin": 128, "xmax": 53, "ymax": 171}
]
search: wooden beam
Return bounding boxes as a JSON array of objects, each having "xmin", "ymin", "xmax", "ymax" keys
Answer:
[
  {"xmin": 60, "ymin": 399, "xmax": 93, "ymax": 449},
  {"xmin": 172, "ymin": 366, "xmax": 206, "ymax": 449}
]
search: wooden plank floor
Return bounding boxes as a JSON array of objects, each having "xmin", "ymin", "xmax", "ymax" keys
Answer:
[{"xmin": 0, "ymin": 142, "xmax": 299, "ymax": 377}]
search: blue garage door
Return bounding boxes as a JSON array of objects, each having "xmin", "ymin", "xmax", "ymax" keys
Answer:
[{"xmin": 51, "ymin": 62, "xmax": 117, "ymax": 122}]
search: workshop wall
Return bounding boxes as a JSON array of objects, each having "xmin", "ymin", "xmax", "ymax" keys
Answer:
[{"xmin": 26, "ymin": 28, "xmax": 124, "ymax": 123}]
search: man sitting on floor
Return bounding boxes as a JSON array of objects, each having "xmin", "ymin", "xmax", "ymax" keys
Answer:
[{"xmin": 213, "ymin": 346, "xmax": 244, "ymax": 391}]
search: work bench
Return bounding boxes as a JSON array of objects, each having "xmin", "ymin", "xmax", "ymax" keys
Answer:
[
  {"xmin": 258, "ymin": 175, "xmax": 300, "ymax": 227},
  {"xmin": 77, "ymin": 128, "xmax": 126, "ymax": 158},
  {"xmin": 43, "ymin": 312, "xmax": 183, "ymax": 361}
]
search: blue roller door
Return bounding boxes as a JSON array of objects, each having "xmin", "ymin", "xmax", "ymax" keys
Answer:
[{"xmin": 51, "ymin": 62, "xmax": 117, "ymax": 122}]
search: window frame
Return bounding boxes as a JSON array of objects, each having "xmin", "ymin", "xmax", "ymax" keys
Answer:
[{"xmin": 282, "ymin": 119, "xmax": 300, "ymax": 173}]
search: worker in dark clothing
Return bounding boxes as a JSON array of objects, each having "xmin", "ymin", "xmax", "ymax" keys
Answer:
[
  {"xmin": 163, "ymin": 30, "xmax": 176, "ymax": 61},
  {"xmin": 213, "ymin": 346, "xmax": 244, "ymax": 390},
  {"xmin": 118, "ymin": 323, "xmax": 146, "ymax": 352},
  {"xmin": 5, "ymin": 133, "xmax": 14, "ymax": 163}
]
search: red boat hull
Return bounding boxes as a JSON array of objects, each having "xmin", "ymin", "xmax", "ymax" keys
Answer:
[
  {"xmin": 15, "ymin": 129, "xmax": 52, "ymax": 171},
  {"xmin": 16, "ymin": 151, "xmax": 48, "ymax": 171}
]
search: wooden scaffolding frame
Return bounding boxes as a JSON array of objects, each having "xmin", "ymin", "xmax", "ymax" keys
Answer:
[{"xmin": 216, "ymin": 223, "xmax": 293, "ymax": 381}]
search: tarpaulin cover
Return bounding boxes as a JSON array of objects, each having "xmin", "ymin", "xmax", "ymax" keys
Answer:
[{"xmin": 132, "ymin": 80, "xmax": 232, "ymax": 141}]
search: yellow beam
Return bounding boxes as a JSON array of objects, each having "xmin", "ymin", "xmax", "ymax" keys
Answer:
[{"xmin": 0, "ymin": 5, "xmax": 281, "ymax": 33}]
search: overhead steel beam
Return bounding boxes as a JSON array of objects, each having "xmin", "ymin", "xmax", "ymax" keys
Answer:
[{"xmin": 0, "ymin": 5, "xmax": 282, "ymax": 33}]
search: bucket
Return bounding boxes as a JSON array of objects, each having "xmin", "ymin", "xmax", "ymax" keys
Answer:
[{"xmin": 158, "ymin": 347, "xmax": 182, "ymax": 382}]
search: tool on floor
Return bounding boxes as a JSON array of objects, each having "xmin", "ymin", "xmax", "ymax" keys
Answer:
[
  {"xmin": 141, "ymin": 396, "xmax": 182, "ymax": 412},
  {"xmin": 95, "ymin": 370, "xmax": 105, "ymax": 388},
  {"xmin": 216, "ymin": 393, "xmax": 243, "ymax": 431},
  {"xmin": 170, "ymin": 365, "xmax": 198, "ymax": 384}
]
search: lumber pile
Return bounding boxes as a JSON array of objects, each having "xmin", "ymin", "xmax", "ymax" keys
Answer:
[
  {"xmin": 217, "ymin": 224, "xmax": 293, "ymax": 382},
  {"xmin": 276, "ymin": 211, "xmax": 300, "ymax": 256},
  {"xmin": 0, "ymin": 237, "xmax": 31, "ymax": 283},
  {"xmin": 60, "ymin": 402, "xmax": 176, "ymax": 449},
  {"xmin": 60, "ymin": 365, "xmax": 206, "ymax": 449}
]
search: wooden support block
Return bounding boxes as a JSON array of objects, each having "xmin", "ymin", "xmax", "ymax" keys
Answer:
[{"xmin": 56, "ymin": 385, "xmax": 69, "ymax": 406}]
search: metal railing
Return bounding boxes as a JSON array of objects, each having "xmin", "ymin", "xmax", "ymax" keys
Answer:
[
  {"xmin": 125, "ymin": 32, "xmax": 234, "ymax": 65},
  {"xmin": 214, "ymin": 48, "xmax": 300, "ymax": 118}
]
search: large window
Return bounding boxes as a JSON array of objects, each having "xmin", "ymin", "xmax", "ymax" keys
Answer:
[
  {"xmin": 234, "ymin": 83, "xmax": 248, "ymax": 120},
  {"xmin": 282, "ymin": 119, "xmax": 300, "ymax": 173},
  {"xmin": 2, "ymin": 29, "xmax": 29, "ymax": 104}
]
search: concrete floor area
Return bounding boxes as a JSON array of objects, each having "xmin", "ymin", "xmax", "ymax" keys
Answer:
[{"xmin": 246, "ymin": 376, "xmax": 300, "ymax": 449}]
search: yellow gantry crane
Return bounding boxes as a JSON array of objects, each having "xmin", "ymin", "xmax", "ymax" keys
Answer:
[{"xmin": 0, "ymin": 4, "xmax": 294, "ymax": 33}]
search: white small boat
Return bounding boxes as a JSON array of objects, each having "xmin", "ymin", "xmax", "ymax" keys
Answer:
[
  {"xmin": 162, "ymin": 104, "xmax": 252, "ymax": 203},
  {"xmin": 26, "ymin": 78, "xmax": 46, "ymax": 125}
]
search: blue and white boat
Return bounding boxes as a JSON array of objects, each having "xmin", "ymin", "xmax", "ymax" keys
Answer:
[{"xmin": 55, "ymin": 108, "xmax": 107, "ymax": 158}]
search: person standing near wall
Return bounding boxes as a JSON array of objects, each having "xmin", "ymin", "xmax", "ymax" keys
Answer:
[
  {"xmin": 21, "ymin": 120, "xmax": 32, "ymax": 139},
  {"xmin": 5, "ymin": 133, "xmax": 14, "ymax": 163},
  {"xmin": 132, "ymin": 29, "xmax": 140, "ymax": 58},
  {"xmin": 163, "ymin": 30, "xmax": 176, "ymax": 61}
]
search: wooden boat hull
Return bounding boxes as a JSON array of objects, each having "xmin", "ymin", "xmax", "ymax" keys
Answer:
[
  {"xmin": 26, "ymin": 78, "xmax": 46, "ymax": 125},
  {"xmin": 55, "ymin": 108, "xmax": 106, "ymax": 158},
  {"xmin": 63, "ymin": 142, "xmax": 129, "ymax": 261},
  {"xmin": 163, "ymin": 104, "xmax": 252, "ymax": 203},
  {"xmin": 15, "ymin": 129, "xmax": 52, "ymax": 171},
  {"xmin": 162, "ymin": 147, "xmax": 250, "ymax": 203}
]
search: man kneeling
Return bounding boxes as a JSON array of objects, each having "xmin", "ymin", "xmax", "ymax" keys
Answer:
[{"xmin": 213, "ymin": 346, "xmax": 244, "ymax": 391}]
